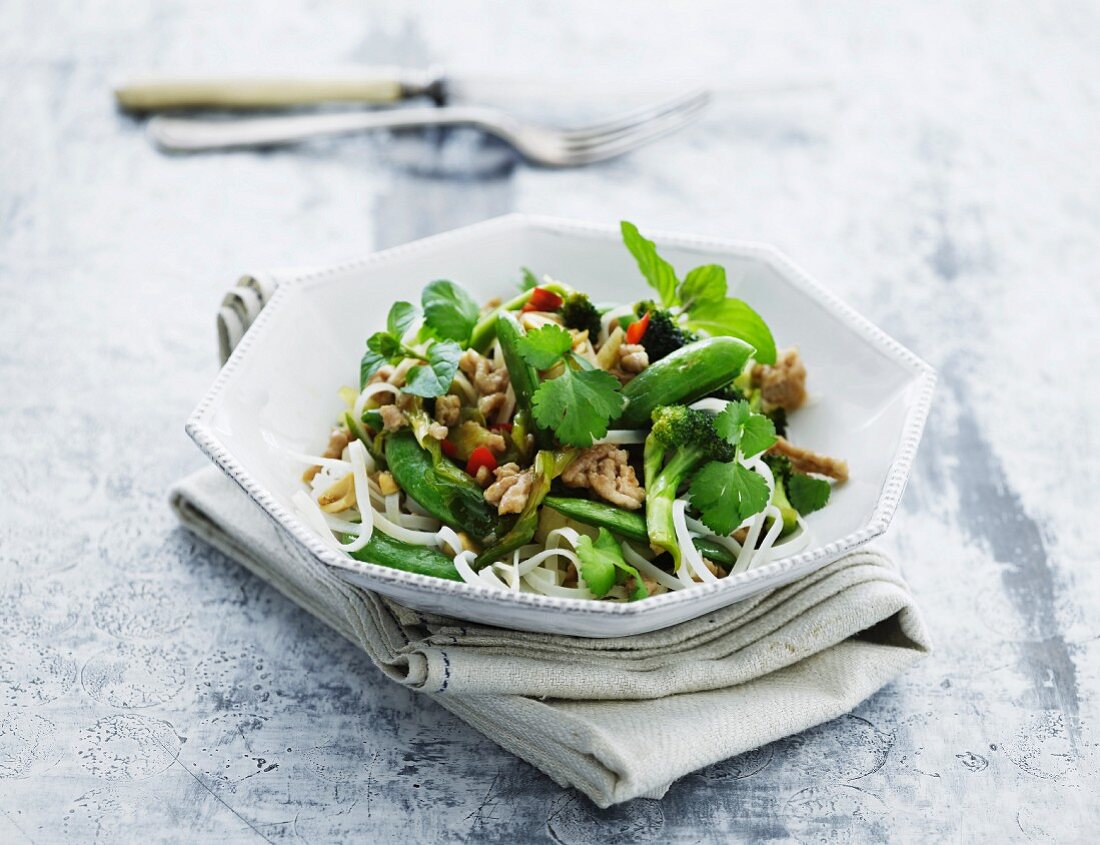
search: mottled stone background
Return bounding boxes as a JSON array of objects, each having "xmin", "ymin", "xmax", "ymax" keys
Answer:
[{"xmin": 1, "ymin": 1, "xmax": 1097, "ymax": 842}]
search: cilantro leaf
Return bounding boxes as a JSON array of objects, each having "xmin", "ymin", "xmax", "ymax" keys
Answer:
[
  {"xmin": 516, "ymin": 323, "xmax": 573, "ymax": 370},
  {"xmin": 689, "ymin": 460, "xmax": 772, "ymax": 535},
  {"xmin": 678, "ymin": 264, "xmax": 727, "ymax": 310},
  {"xmin": 422, "ymin": 280, "xmax": 480, "ymax": 346},
  {"xmin": 519, "ymin": 267, "xmax": 539, "ymax": 291},
  {"xmin": 386, "ymin": 301, "xmax": 419, "ymax": 340},
  {"xmin": 714, "ymin": 400, "xmax": 777, "ymax": 458},
  {"xmin": 621, "ymin": 221, "xmax": 679, "ymax": 308},
  {"xmin": 684, "ymin": 298, "xmax": 777, "ymax": 364},
  {"xmin": 788, "ymin": 473, "xmax": 831, "ymax": 515},
  {"xmin": 403, "ymin": 340, "xmax": 461, "ymax": 398},
  {"xmin": 532, "ymin": 367, "xmax": 625, "ymax": 446},
  {"xmin": 575, "ymin": 528, "xmax": 647, "ymax": 600}
]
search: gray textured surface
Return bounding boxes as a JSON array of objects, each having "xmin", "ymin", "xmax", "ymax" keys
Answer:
[{"xmin": 1, "ymin": 2, "xmax": 1097, "ymax": 842}]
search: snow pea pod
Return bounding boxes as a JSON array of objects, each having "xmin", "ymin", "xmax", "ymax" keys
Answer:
[
  {"xmin": 384, "ymin": 430, "xmax": 499, "ymax": 543},
  {"xmin": 618, "ymin": 337, "xmax": 754, "ymax": 427},
  {"xmin": 544, "ymin": 495, "xmax": 647, "ymax": 542},
  {"xmin": 543, "ymin": 495, "xmax": 740, "ymax": 569},
  {"xmin": 494, "ymin": 312, "xmax": 554, "ymax": 449},
  {"xmin": 340, "ymin": 530, "xmax": 462, "ymax": 581}
]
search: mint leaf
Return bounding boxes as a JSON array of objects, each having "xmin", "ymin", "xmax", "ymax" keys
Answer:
[
  {"xmin": 387, "ymin": 301, "xmax": 419, "ymax": 340},
  {"xmin": 679, "ymin": 264, "xmax": 726, "ymax": 309},
  {"xmin": 575, "ymin": 528, "xmax": 647, "ymax": 600},
  {"xmin": 714, "ymin": 400, "xmax": 777, "ymax": 458},
  {"xmin": 367, "ymin": 330, "xmax": 401, "ymax": 360},
  {"xmin": 516, "ymin": 323, "xmax": 573, "ymax": 370},
  {"xmin": 788, "ymin": 473, "xmax": 831, "ymax": 515},
  {"xmin": 422, "ymin": 280, "xmax": 480, "ymax": 346},
  {"xmin": 532, "ymin": 367, "xmax": 625, "ymax": 446},
  {"xmin": 684, "ymin": 298, "xmax": 777, "ymax": 365},
  {"xmin": 621, "ymin": 221, "xmax": 679, "ymax": 308},
  {"xmin": 360, "ymin": 348, "xmax": 388, "ymax": 389},
  {"xmin": 403, "ymin": 340, "xmax": 461, "ymax": 398},
  {"xmin": 519, "ymin": 267, "xmax": 539, "ymax": 291},
  {"xmin": 689, "ymin": 460, "xmax": 771, "ymax": 535}
]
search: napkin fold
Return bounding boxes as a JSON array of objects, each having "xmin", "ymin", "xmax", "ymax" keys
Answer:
[{"xmin": 170, "ymin": 467, "xmax": 930, "ymax": 807}]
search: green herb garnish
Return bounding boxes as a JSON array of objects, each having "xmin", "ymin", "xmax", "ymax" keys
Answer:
[
  {"xmin": 575, "ymin": 528, "xmax": 647, "ymax": 600},
  {"xmin": 515, "ymin": 323, "xmax": 625, "ymax": 446},
  {"xmin": 620, "ymin": 220, "xmax": 777, "ymax": 364},
  {"xmin": 688, "ymin": 400, "xmax": 778, "ymax": 535},
  {"xmin": 359, "ymin": 300, "xmax": 461, "ymax": 398}
]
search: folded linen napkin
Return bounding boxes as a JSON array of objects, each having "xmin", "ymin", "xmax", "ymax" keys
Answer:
[{"xmin": 170, "ymin": 466, "xmax": 930, "ymax": 806}]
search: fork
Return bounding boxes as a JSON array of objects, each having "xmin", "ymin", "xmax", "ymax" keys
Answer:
[{"xmin": 146, "ymin": 90, "xmax": 711, "ymax": 166}]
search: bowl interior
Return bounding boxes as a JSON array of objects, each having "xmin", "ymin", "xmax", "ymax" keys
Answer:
[{"xmin": 201, "ymin": 220, "xmax": 925, "ymax": 559}]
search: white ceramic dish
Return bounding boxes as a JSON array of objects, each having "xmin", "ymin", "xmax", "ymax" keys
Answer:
[{"xmin": 187, "ymin": 214, "xmax": 934, "ymax": 637}]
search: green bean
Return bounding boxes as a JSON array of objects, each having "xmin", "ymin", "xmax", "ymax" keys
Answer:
[
  {"xmin": 618, "ymin": 337, "xmax": 754, "ymax": 427},
  {"xmin": 340, "ymin": 530, "xmax": 462, "ymax": 581}
]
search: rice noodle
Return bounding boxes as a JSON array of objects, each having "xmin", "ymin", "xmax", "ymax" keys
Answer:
[
  {"xmin": 689, "ymin": 397, "xmax": 732, "ymax": 415},
  {"xmin": 284, "ymin": 451, "xmax": 351, "ymax": 472},
  {"xmin": 745, "ymin": 506, "xmax": 784, "ymax": 571},
  {"xmin": 673, "ymin": 500, "xmax": 717, "ymax": 585},
  {"xmin": 620, "ymin": 542, "xmax": 684, "ymax": 591},
  {"xmin": 292, "ymin": 489, "xmax": 372, "ymax": 553},
  {"xmin": 592, "ymin": 429, "xmax": 647, "ymax": 446},
  {"xmin": 353, "ymin": 381, "xmax": 400, "ymax": 424},
  {"xmin": 498, "ymin": 382, "xmax": 516, "ymax": 424},
  {"xmin": 384, "ymin": 492, "xmax": 403, "ymax": 524},
  {"xmin": 732, "ymin": 509, "xmax": 769, "ymax": 573},
  {"xmin": 394, "ymin": 504, "xmax": 440, "ymax": 532}
]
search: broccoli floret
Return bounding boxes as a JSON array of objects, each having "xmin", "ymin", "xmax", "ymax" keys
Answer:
[
  {"xmin": 764, "ymin": 453, "xmax": 792, "ymax": 480},
  {"xmin": 764, "ymin": 454, "xmax": 798, "ymax": 534},
  {"xmin": 644, "ymin": 405, "xmax": 734, "ymax": 569},
  {"xmin": 709, "ymin": 383, "xmax": 747, "ymax": 404},
  {"xmin": 767, "ymin": 406, "xmax": 788, "ymax": 438},
  {"xmin": 634, "ymin": 302, "xmax": 698, "ymax": 362},
  {"xmin": 561, "ymin": 292, "xmax": 602, "ymax": 339}
]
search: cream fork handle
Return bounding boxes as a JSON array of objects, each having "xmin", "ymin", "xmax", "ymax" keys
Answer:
[
  {"xmin": 147, "ymin": 107, "xmax": 496, "ymax": 152},
  {"xmin": 114, "ymin": 70, "xmax": 444, "ymax": 112}
]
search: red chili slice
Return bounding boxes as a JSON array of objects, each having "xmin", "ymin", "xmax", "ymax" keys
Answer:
[
  {"xmin": 466, "ymin": 445, "xmax": 498, "ymax": 477},
  {"xmin": 527, "ymin": 286, "xmax": 564, "ymax": 312},
  {"xmin": 625, "ymin": 310, "xmax": 650, "ymax": 344},
  {"xmin": 440, "ymin": 438, "xmax": 458, "ymax": 458},
  {"xmin": 489, "ymin": 422, "xmax": 513, "ymax": 433}
]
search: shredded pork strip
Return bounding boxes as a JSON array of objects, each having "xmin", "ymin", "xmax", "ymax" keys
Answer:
[{"xmin": 768, "ymin": 436, "xmax": 849, "ymax": 482}]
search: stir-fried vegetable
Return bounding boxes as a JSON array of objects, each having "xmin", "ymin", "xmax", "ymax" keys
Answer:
[
  {"xmin": 296, "ymin": 219, "xmax": 845, "ymax": 603},
  {"xmin": 384, "ymin": 431, "xmax": 499, "ymax": 543},
  {"xmin": 618, "ymin": 337, "xmax": 753, "ymax": 427},
  {"xmin": 643, "ymin": 406, "xmax": 734, "ymax": 569}
]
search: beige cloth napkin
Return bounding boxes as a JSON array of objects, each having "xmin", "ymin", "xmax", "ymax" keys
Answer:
[{"xmin": 170, "ymin": 466, "xmax": 930, "ymax": 806}]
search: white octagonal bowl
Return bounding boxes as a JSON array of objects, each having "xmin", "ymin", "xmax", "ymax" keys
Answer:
[{"xmin": 187, "ymin": 214, "xmax": 934, "ymax": 637}]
